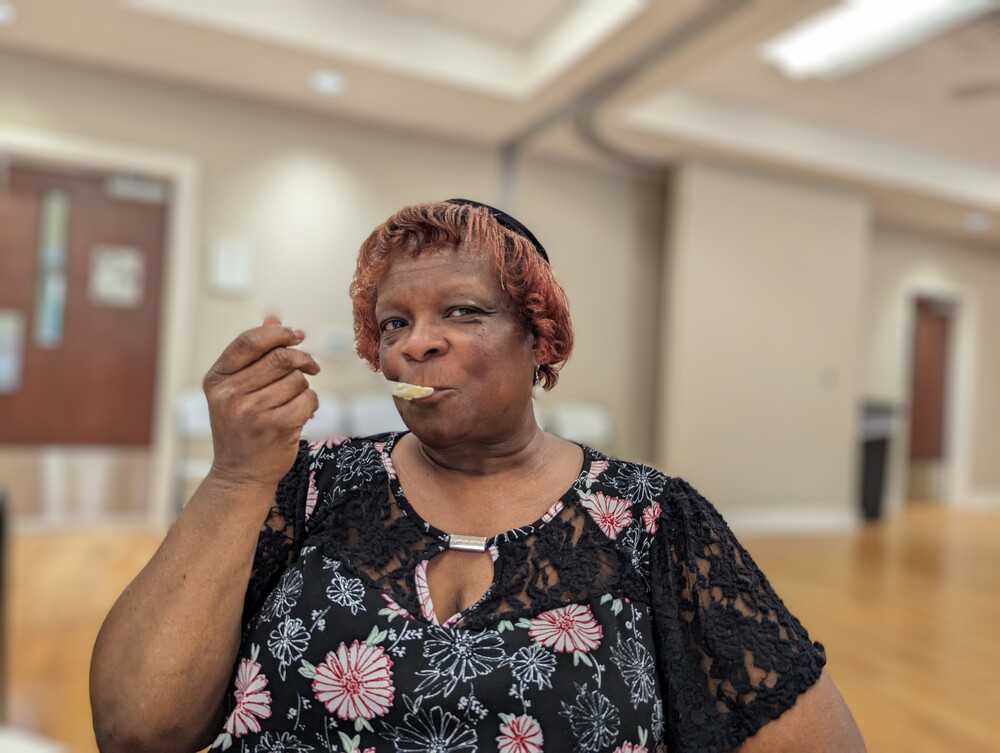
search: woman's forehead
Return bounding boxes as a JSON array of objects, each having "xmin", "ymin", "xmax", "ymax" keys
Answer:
[{"xmin": 376, "ymin": 246, "xmax": 505, "ymax": 302}]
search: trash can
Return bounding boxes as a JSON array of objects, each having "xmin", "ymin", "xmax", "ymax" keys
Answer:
[{"xmin": 859, "ymin": 402, "xmax": 895, "ymax": 521}]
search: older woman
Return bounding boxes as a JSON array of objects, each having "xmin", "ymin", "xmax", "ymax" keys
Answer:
[{"xmin": 91, "ymin": 200, "xmax": 864, "ymax": 753}]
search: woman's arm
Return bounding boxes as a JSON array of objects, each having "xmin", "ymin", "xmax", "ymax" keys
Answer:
[
  {"xmin": 733, "ymin": 671, "xmax": 865, "ymax": 752},
  {"xmin": 90, "ymin": 318, "xmax": 319, "ymax": 753}
]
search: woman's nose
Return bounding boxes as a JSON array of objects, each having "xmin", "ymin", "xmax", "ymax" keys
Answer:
[{"xmin": 401, "ymin": 320, "xmax": 448, "ymax": 361}]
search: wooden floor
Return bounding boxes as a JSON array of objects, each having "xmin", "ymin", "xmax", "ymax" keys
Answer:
[{"xmin": 4, "ymin": 504, "xmax": 999, "ymax": 753}]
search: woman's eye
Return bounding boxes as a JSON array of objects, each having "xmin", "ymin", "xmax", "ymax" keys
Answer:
[
  {"xmin": 380, "ymin": 319, "xmax": 405, "ymax": 333},
  {"xmin": 448, "ymin": 307, "xmax": 478, "ymax": 318}
]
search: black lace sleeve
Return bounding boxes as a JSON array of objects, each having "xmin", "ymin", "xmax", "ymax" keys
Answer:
[
  {"xmin": 650, "ymin": 477, "xmax": 826, "ymax": 753},
  {"xmin": 241, "ymin": 441, "xmax": 311, "ymax": 624}
]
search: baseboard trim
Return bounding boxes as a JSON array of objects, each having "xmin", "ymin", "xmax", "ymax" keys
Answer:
[{"xmin": 723, "ymin": 506, "xmax": 861, "ymax": 537}]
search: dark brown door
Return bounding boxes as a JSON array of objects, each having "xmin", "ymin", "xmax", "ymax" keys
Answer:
[
  {"xmin": 0, "ymin": 163, "xmax": 167, "ymax": 444},
  {"xmin": 908, "ymin": 297, "xmax": 951, "ymax": 461}
]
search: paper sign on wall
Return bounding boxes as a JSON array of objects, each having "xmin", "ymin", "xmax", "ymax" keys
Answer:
[
  {"xmin": 89, "ymin": 245, "xmax": 145, "ymax": 307},
  {"xmin": 0, "ymin": 310, "xmax": 25, "ymax": 394}
]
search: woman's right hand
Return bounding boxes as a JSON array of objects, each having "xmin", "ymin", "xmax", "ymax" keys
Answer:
[{"xmin": 203, "ymin": 316, "xmax": 321, "ymax": 489}]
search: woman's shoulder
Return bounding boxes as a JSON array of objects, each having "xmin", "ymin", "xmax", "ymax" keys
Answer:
[{"xmin": 575, "ymin": 447, "xmax": 725, "ymax": 530}]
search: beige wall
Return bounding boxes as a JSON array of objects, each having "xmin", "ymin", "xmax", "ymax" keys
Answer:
[
  {"xmin": 658, "ymin": 161, "xmax": 870, "ymax": 531},
  {"xmin": 0, "ymin": 49, "xmax": 663, "ymax": 466},
  {"xmin": 864, "ymin": 224, "xmax": 1000, "ymax": 507}
]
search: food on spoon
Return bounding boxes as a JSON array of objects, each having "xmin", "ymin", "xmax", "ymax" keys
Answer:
[{"xmin": 390, "ymin": 381, "xmax": 435, "ymax": 400}]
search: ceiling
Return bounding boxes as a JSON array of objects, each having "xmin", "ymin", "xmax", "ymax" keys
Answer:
[{"xmin": 1, "ymin": 0, "xmax": 999, "ymax": 241}]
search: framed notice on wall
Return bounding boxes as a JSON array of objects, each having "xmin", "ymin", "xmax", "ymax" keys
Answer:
[
  {"xmin": 88, "ymin": 245, "xmax": 145, "ymax": 308},
  {"xmin": 0, "ymin": 310, "xmax": 25, "ymax": 394}
]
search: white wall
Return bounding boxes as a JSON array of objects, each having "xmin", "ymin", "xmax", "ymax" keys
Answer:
[{"xmin": 658, "ymin": 161, "xmax": 870, "ymax": 533}]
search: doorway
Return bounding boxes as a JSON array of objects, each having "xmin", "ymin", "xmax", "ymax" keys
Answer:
[
  {"xmin": 906, "ymin": 296, "xmax": 956, "ymax": 504},
  {"xmin": 0, "ymin": 160, "xmax": 170, "ymax": 520}
]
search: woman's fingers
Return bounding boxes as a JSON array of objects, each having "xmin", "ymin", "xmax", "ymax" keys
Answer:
[
  {"xmin": 251, "ymin": 367, "xmax": 312, "ymax": 411},
  {"xmin": 207, "ymin": 323, "xmax": 306, "ymax": 380}
]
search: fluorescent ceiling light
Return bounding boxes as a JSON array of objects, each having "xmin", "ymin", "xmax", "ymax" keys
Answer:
[
  {"xmin": 309, "ymin": 70, "xmax": 347, "ymax": 96},
  {"xmin": 760, "ymin": 0, "xmax": 1000, "ymax": 80}
]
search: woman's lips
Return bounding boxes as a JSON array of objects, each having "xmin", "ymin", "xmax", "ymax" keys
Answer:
[{"xmin": 389, "ymin": 381, "xmax": 435, "ymax": 400}]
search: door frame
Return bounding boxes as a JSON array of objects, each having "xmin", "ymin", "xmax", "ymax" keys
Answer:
[
  {"xmin": 1, "ymin": 125, "xmax": 199, "ymax": 529},
  {"xmin": 897, "ymin": 280, "xmax": 975, "ymax": 512}
]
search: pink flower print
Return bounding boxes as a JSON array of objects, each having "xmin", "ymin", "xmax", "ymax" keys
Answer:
[
  {"xmin": 305, "ymin": 471, "xmax": 319, "ymax": 522},
  {"xmin": 582, "ymin": 492, "xmax": 632, "ymax": 539},
  {"xmin": 312, "ymin": 640, "xmax": 394, "ymax": 721},
  {"xmin": 529, "ymin": 603, "xmax": 603, "ymax": 654},
  {"xmin": 414, "ymin": 559, "xmax": 438, "ymax": 624},
  {"xmin": 310, "ymin": 437, "xmax": 346, "ymax": 451},
  {"xmin": 223, "ymin": 658, "xmax": 272, "ymax": 737},
  {"xmin": 586, "ymin": 460, "xmax": 609, "ymax": 481},
  {"xmin": 540, "ymin": 499, "xmax": 565, "ymax": 524},
  {"xmin": 614, "ymin": 744, "xmax": 649, "ymax": 753},
  {"xmin": 379, "ymin": 593, "xmax": 414, "ymax": 621},
  {"xmin": 374, "ymin": 442, "xmax": 397, "ymax": 480},
  {"xmin": 497, "ymin": 714, "xmax": 544, "ymax": 753},
  {"xmin": 642, "ymin": 502, "xmax": 661, "ymax": 535}
]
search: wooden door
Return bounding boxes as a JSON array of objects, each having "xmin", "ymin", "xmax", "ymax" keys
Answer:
[
  {"xmin": 0, "ymin": 163, "xmax": 167, "ymax": 444},
  {"xmin": 908, "ymin": 297, "xmax": 951, "ymax": 461}
]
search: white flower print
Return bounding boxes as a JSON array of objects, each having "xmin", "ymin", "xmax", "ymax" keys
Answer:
[
  {"xmin": 609, "ymin": 634, "xmax": 656, "ymax": 705},
  {"xmin": 254, "ymin": 730, "xmax": 312, "ymax": 753},
  {"xmin": 312, "ymin": 640, "xmax": 395, "ymax": 721},
  {"xmin": 611, "ymin": 463, "xmax": 665, "ymax": 505},
  {"xmin": 558, "ymin": 683, "xmax": 620, "ymax": 753},
  {"xmin": 581, "ymin": 492, "xmax": 632, "ymax": 540},
  {"xmin": 620, "ymin": 525, "xmax": 651, "ymax": 585},
  {"xmin": 414, "ymin": 626, "xmax": 508, "ymax": 698},
  {"xmin": 650, "ymin": 700, "xmax": 665, "ymax": 746},
  {"xmin": 261, "ymin": 569, "xmax": 304, "ymax": 622},
  {"xmin": 326, "ymin": 571, "xmax": 367, "ymax": 615},
  {"xmin": 528, "ymin": 603, "xmax": 603, "ymax": 654},
  {"xmin": 223, "ymin": 656, "xmax": 272, "ymax": 737},
  {"xmin": 268, "ymin": 617, "xmax": 311, "ymax": 679},
  {"xmin": 497, "ymin": 713, "xmax": 544, "ymax": 753},
  {"xmin": 508, "ymin": 643, "xmax": 557, "ymax": 690},
  {"xmin": 642, "ymin": 502, "xmax": 661, "ymax": 535},
  {"xmin": 383, "ymin": 696, "xmax": 479, "ymax": 753},
  {"xmin": 336, "ymin": 442, "xmax": 378, "ymax": 486}
]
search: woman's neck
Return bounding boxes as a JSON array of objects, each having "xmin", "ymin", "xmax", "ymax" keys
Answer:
[{"xmin": 405, "ymin": 425, "xmax": 553, "ymax": 480}]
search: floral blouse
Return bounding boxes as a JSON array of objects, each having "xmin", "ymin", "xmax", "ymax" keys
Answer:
[{"xmin": 212, "ymin": 433, "xmax": 825, "ymax": 753}]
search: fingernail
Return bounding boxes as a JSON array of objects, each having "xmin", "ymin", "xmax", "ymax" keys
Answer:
[{"xmin": 292, "ymin": 328, "xmax": 305, "ymax": 339}]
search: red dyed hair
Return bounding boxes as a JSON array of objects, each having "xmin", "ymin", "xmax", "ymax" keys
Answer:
[{"xmin": 349, "ymin": 200, "xmax": 573, "ymax": 389}]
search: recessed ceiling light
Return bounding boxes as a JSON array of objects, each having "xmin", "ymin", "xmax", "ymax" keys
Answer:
[
  {"xmin": 309, "ymin": 70, "xmax": 347, "ymax": 97},
  {"xmin": 963, "ymin": 211, "xmax": 993, "ymax": 233},
  {"xmin": 0, "ymin": 2, "xmax": 18, "ymax": 25}
]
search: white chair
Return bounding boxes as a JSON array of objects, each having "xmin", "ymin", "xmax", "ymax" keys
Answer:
[
  {"xmin": 345, "ymin": 392, "xmax": 408, "ymax": 436},
  {"xmin": 173, "ymin": 389, "xmax": 214, "ymax": 513},
  {"xmin": 173, "ymin": 390, "xmax": 348, "ymax": 513},
  {"xmin": 301, "ymin": 393, "xmax": 348, "ymax": 443},
  {"xmin": 544, "ymin": 400, "xmax": 615, "ymax": 451}
]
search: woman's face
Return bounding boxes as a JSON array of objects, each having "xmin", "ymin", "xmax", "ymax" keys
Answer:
[{"xmin": 375, "ymin": 246, "xmax": 537, "ymax": 446}]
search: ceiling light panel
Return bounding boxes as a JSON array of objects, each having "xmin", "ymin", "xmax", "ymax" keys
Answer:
[{"xmin": 760, "ymin": 0, "xmax": 1000, "ymax": 80}]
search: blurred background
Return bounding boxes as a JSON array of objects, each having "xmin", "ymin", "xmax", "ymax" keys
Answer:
[{"xmin": 0, "ymin": 0, "xmax": 998, "ymax": 751}]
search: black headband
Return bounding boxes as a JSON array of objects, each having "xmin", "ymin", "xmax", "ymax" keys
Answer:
[{"xmin": 446, "ymin": 198, "xmax": 549, "ymax": 263}]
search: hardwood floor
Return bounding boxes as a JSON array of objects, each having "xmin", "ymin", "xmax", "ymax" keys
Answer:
[{"xmin": 4, "ymin": 504, "xmax": 998, "ymax": 753}]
